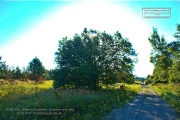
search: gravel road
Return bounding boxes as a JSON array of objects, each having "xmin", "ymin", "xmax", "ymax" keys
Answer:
[{"xmin": 103, "ymin": 85, "xmax": 179, "ymax": 120}]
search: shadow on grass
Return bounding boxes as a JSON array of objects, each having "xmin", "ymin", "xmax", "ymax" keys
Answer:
[{"xmin": 161, "ymin": 92, "xmax": 180, "ymax": 116}]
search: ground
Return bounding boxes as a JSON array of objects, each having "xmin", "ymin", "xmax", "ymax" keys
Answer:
[{"xmin": 103, "ymin": 85, "xmax": 180, "ymax": 120}]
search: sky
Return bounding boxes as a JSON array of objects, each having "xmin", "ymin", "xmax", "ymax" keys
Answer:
[{"xmin": 0, "ymin": 0, "xmax": 179, "ymax": 77}]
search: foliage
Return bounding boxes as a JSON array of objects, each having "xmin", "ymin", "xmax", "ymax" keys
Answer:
[
  {"xmin": 43, "ymin": 69, "xmax": 51, "ymax": 80},
  {"xmin": 21, "ymin": 67, "xmax": 30, "ymax": 81},
  {"xmin": 0, "ymin": 80, "xmax": 140, "ymax": 120},
  {"xmin": 148, "ymin": 28, "xmax": 168, "ymax": 65},
  {"xmin": 48, "ymin": 69, "xmax": 54, "ymax": 79},
  {"xmin": 27, "ymin": 57, "xmax": 46, "ymax": 83},
  {"xmin": 0, "ymin": 56, "xmax": 52, "ymax": 82},
  {"xmin": 148, "ymin": 24, "xmax": 180, "ymax": 84},
  {"xmin": 135, "ymin": 76, "xmax": 146, "ymax": 83},
  {"xmin": 173, "ymin": 24, "xmax": 180, "ymax": 40},
  {"xmin": 148, "ymin": 28, "xmax": 172, "ymax": 84},
  {"xmin": 167, "ymin": 24, "xmax": 180, "ymax": 83},
  {"xmin": 150, "ymin": 84, "xmax": 180, "ymax": 115},
  {"xmin": 168, "ymin": 61, "xmax": 180, "ymax": 83},
  {"xmin": 0, "ymin": 60, "xmax": 9, "ymax": 79},
  {"xmin": 11, "ymin": 66, "xmax": 22, "ymax": 80},
  {"xmin": 54, "ymin": 28, "xmax": 137, "ymax": 90}
]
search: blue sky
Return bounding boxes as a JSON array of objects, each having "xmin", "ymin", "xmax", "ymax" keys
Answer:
[{"xmin": 0, "ymin": 0, "xmax": 179, "ymax": 77}]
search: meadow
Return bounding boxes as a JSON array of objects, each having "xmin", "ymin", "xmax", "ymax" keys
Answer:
[
  {"xmin": 0, "ymin": 80, "xmax": 140, "ymax": 120},
  {"xmin": 150, "ymin": 84, "xmax": 180, "ymax": 115}
]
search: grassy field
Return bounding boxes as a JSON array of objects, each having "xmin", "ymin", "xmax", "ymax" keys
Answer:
[
  {"xmin": 0, "ymin": 80, "xmax": 140, "ymax": 120},
  {"xmin": 150, "ymin": 84, "xmax": 180, "ymax": 115}
]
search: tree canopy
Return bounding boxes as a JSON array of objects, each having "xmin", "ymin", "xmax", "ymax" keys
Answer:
[
  {"xmin": 167, "ymin": 24, "xmax": 180, "ymax": 83},
  {"xmin": 53, "ymin": 28, "xmax": 137, "ymax": 90},
  {"xmin": 148, "ymin": 24, "xmax": 180, "ymax": 84}
]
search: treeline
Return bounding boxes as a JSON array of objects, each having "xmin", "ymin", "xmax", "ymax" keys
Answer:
[
  {"xmin": 0, "ymin": 57, "xmax": 53, "ymax": 83},
  {"xmin": 135, "ymin": 77, "xmax": 146, "ymax": 82},
  {"xmin": 53, "ymin": 28, "xmax": 138, "ymax": 90},
  {"xmin": 146, "ymin": 24, "xmax": 180, "ymax": 84}
]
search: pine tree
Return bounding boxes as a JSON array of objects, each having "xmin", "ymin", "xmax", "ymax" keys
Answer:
[{"xmin": 27, "ymin": 57, "xmax": 45, "ymax": 83}]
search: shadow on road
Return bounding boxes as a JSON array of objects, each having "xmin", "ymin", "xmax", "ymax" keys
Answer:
[{"xmin": 103, "ymin": 85, "xmax": 179, "ymax": 120}]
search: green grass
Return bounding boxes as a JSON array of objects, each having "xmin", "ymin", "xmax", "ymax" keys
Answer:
[
  {"xmin": 0, "ymin": 80, "xmax": 140, "ymax": 120},
  {"xmin": 150, "ymin": 84, "xmax": 180, "ymax": 115},
  {"xmin": 0, "ymin": 80, "xmax": 53, "ymax": 99}
]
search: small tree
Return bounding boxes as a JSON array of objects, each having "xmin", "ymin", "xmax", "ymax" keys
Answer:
[
  {"xmin": 0, "ymin": 56, "xmax": 9, "ymax": 79},
  {"xmin": 21, "ymin": 67, "xmax": 30, "ymax": 81},
  {"xmin": 27, "ymin": 57, "xmax": 45, "ymax": 83},
  {"xmin": 44, "ymin": 69, "xmax": 51, "ymax": 80},
  {"xmin": 11, "ymin": 66, "xmax": 22, "ymax": 80}
]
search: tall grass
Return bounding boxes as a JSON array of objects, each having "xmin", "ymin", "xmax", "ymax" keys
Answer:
[
  {"xmin": 150, "ymin": 84, "xmax": 180, "ymax": 115},
  {"xmin": 0, "ymin": 80, "xmax": 140, "ymax": 120},
  {"xmin": 0, "ymin": 80, "xmax": 53, "ymax": 99}
]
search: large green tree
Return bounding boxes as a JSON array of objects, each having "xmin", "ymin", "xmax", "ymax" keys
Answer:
[
  {"xmin": 148, "ymin": 28, "xmax": 172, "ymax": 83},
  {"xmin": 54, "ymin": 28, "xmax": 137, "ymax": 90},
  {"xmin": 54, "ymin": 30, "xmax": 101, "ymax": 90},
  {"xmin": 149, "ymin": 24, "xmax": 180, "ymax": 84},
  {"xmin": 27, "ymin": 57, "xmax": 45, "ymax": 83},
  {"xmin": 168, "ymin": 24, "xmax": 180, "ymax": 83}
]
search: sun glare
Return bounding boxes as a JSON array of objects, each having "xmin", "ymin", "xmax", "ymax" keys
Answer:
[{"xmin": 1, "ymin": 1, "xmax": 155, "ymax": 76}]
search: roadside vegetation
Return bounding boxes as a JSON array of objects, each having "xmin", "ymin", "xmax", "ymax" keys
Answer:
[
  {"xmin": 0, "ymin": 80, "xmax": 140, "ymax": 120},
  {"xmin": 150, "ymin": 84, "xmax": 180, "ymax": 115},
  {"xmin": 146, "ymin": 24, "xmax": 180, "ymax": 116}
]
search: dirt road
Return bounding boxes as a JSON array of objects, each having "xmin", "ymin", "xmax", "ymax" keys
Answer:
[{"xmin": 103, "ymin": 85, "xmax": 179, "ymax": 120}]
